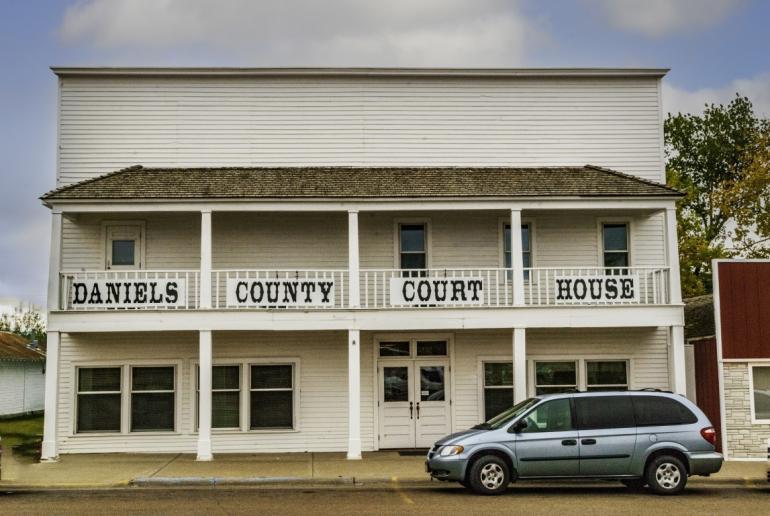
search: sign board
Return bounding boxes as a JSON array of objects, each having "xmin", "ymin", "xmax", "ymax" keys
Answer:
[
  {"xmin": 227, "ymin": 278, "xmax": 335, "ymax": 307},
  {"xmin": 70, "ymin": 279, "xmax": 186, "ymax": 308},
  {"xmin": 389, "ymin": 277, "xmax": 484, "ymax": 306},
  {"xmin": 554, "ymin": 275, "xmax": 639, "ymax": 304}
]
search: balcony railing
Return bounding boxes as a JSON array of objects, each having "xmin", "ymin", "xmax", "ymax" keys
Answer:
[{"xmin": 58, "ymin": 266, "xmax": 669, "ymax": 311}]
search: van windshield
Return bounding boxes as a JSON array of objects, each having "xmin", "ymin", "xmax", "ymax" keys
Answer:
[{"xmin": 474, "ymin": 398, "xmax": 539, "ymax": 430}]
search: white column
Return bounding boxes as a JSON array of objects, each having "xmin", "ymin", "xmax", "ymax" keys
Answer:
[
  {"xmin": 47, "ymin": 210, "xmax": 63, "ymax": 311},
  {"xmin": 41, "ymin": 331, "xmax": 60, "ymax": 461},
  {"xmin": 200, "ymin": 209, "xmax": 212, "ymax": 309},
  {"xmin": 197, "ymin": 330, "xmax": 213, "ymax": 461},
  {"xmin": 513, "ymin": 328, "xmax": 527, "ymax": 403},
  {"xmin": 347, "ymin": 329, "xmax": 362, "ymax": 459},
  {"xmin": 664, "ymin": 207, "xmax": 682, "ymax": 304},
  {"xmin": 348, "ymin": 210, "xmax": 360, "ymax": 308},
  {"xmin": 510, "ymin": 209, "xmax": 525, "ymax": 306},
  {"xmin": 669, "ymin": 325, "xmax": 687, "ymax": 395}
]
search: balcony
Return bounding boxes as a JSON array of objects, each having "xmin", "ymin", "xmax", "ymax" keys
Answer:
[{"xmin": 59, "ymin": 266, "xmax": 670, "ymax": 311}]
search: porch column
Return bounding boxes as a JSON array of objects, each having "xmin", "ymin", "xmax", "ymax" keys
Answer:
[
  {"xmin": 41, "ymin": 331, "xmax": 60, "ymax": 461},
  {"xmin": 200, "ymin": 209, "xmax": 212, "ymax": 309},
  {"xmin": 512, "ymin": 328, "xmax": 527, "ymax": 403},
  {"xmin": 669, "ymin": 325, "xmax": 687, "ymax": 395},
  {"xmin": 47, "ymin": 210, "xmax": 63, "ymax": 311},
  {"xmin": 197, "ymin": 330, "xmax": 213, "ymax": 461},
  {"xmin": 664, "ymin": 207, "xmax": 682, "ymax": 304},
  {"xmin": 348, "ymin": 210, "xmax": 360, "ymax": 308},
  {"xmin": 347, "ymin": 329, "xmax": 362, "ymax": 459},
  {"xmin": 510, "ymin": 209, "xmax": 525, "ymax": 306}
]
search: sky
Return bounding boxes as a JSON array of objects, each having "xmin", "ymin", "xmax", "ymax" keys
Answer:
[{"xmin": 0, "ymin": 0, "xmax": 769, "ymax": 306}]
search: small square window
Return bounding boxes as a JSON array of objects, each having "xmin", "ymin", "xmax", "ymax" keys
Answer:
[{"xmin": 111, "ymin": 240, "xmax": 136, "ymax": 266}]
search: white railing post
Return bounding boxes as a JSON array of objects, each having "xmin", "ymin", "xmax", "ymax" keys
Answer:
[
  {"xmin": 197, "ymin": 329, "xmax": 213, "ymax": 461},
  {"xmin": 200, "ymin": 209, "xmax": 212, "ymax": 309},
  {"xmin": 48, "ymin": 210, "xmax": 63, "ymax": 311},
  {"xmin": 348, "ymin": 210, "xmax": 360, "ymax": 309},
  {"xmin": 513, "ymin": 328, "xmax": 527, "ymax": 403},
  {"xmin": 665, "ymin": 207, "xmax": 682, "ymax": 304},
  {"xmin": 510, "ymin": 209, "xmax": 525, "ymax": 306}
]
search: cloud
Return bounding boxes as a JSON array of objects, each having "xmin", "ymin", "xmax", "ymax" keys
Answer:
[
  {"xmin": 58, "ymin": 0, "xmax": 547, "ymax": 66},
  {"xmin": 663, "ymin": 72, "xmax": 770, "ymax": 116},
  {"xmin": 588, "ymin": 0, "xmax": 745, "ymax": 38}
]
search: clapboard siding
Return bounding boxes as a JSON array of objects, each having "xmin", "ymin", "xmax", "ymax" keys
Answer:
[
  {"xmin": 452, "ymin": 328, "xmax": 670, "ymax": 430},
  {"xmin": 58, "ymin": 76, "xmax": 664, "ymax": 185},
  {"xmin": 56, "ymin": 331, "xmax": 375, "ymax": 454},
  {"xmin": 0, "ymin": 360, "xmax": 45, "ymax": 416},
  {"xmin": 60, "ymin": 210, "xmax": 665, "ymax": 271}
]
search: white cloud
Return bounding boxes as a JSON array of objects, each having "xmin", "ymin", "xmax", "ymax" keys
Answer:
[
  {"xmin": 663, "ymin": 72, "xmax": 770, "ymax": 116},
  {"xmin": 58, "ymin": 0, "xmax": 547, "ymax": 66},
  {"xmin": 589, "ymin": 0, "xmax": 745, "ymax": 38}
]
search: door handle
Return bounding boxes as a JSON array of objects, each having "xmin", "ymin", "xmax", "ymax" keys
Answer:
[
  {"xmin": 416, "ymin": 402, "xmax": 420, "ymax": 419},
  {"xmin": 581, "ymin": 439, "xmax": 597, "ymax": 445},
  {"xmin": 409, "ymin": 401, "xmax": 413, "ymax": 419},
  {"xmin": 561, "ymin": 439, "xmax": 577, "ymax": 446}
]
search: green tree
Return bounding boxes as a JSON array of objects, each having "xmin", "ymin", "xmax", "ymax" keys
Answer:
[
  {"xmin": 665, "ymin": 95, "xmax": 770, "ymax": 297},
  {"xmin": 0, "ymin": 310, "xmax": 46, "ymax": 345}
]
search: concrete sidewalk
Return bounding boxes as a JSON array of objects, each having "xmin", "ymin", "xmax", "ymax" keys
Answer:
[{"xmin": 1, "ymin": 450, "xmax": 766, "ymax": 489}]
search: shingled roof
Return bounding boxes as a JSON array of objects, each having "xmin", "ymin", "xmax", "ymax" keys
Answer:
[
  {"xmin": 684, "ymin": 294, "xmax": 716, "ymax": 340},
  {"xmin": 0, "ymin": 332, "xmax": 45, "ymax": 361},
  {"xmin": 42, "ymin": 165, "xmax": 682, "ymax": 202}
]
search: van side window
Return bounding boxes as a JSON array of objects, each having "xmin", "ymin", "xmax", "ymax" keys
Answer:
[
  {"xmin": 575, "ymin": 396, "xmax": 634, "ymax": 429},
  {"xmin": 632, "ymin": 396, "xmax": 697, "ymax": 426},
  {"xmin": 520, "ymin": 398, "xmax": 573, "ymax": 433}
]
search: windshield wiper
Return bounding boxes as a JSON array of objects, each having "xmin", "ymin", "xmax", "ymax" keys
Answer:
[{"xmin": 472, "ymin": 423, "xmax": 492, "ymax": 430}]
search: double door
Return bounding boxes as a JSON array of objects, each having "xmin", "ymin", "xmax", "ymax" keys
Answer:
[{"xmin": 378, "ymin": 360, "xmax": 450, "ymax": 449}]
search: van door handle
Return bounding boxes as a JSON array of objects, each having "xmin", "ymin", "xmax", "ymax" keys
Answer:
[
  {"xmin": 581, "ymin": 439, "xmax": 597, "ymax": 445},
  {"xmin": 561, "ymin": 439, "xmax": 577, "ymax": 446}
]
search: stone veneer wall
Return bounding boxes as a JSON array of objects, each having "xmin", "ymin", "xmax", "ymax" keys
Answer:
[{"xmin": 723, "ymin": 362, "xmax": 770, "ymax": 459}]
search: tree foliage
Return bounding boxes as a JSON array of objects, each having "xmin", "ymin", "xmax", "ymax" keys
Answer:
[
  {"xmin": 665, "ymin": 95, "xmax": 770, "ymax": 297},
  {"xmin": 0, "ymin": 310, "xmax": 46, "ymax": 345}
]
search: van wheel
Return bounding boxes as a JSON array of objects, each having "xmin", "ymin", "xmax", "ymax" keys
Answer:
[
  {"xmin": 468, "ymin": 455, "xmax": 510, "ymax": 495},
  {"xmin": 645, "ymin": 455, "xmax": 687, "ymax": 495}
]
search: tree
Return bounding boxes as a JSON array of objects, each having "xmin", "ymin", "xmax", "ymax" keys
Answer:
[
  {"xmin": 665, "ymin": 95, "xmax": 770, "ymax": 297},
  {"xmin": 0, "ymin": 310, "xmax": 46, "ymax": 345}
]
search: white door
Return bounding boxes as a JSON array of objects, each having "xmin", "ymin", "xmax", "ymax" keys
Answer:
[
  {"xmin": 378, "ymin": 360, "xmax": 450, "ymax": 449},
  {"xmin": 105, "ymin": 224, "xmax": 143, "ymax": 270}
]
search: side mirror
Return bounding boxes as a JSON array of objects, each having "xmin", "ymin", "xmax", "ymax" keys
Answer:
[{"xmin": 511, "ymin": 419, "xmax": 527, "ymax": 433}]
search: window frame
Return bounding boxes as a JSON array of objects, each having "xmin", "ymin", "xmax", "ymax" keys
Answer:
[
  {"xmin": 102, "ymin": 220, "xmax": 146, "ymax": 270},
  {"xmin": 480, "ymin": 359, "xmax": 515, "ymax": 421},
  {"xmin": 585, "ymin": 359, "xmax": 630, "ymax": 391},
  {"xmin": 749, "ymin": 364, "xmax": 770, "ymax": 424},
  {"xmin": 499, "ymin": 218, "xmax": 534, "ymax": 282},
  {"xmin": 597, "ymin": 219, "xmax": 632, "ymax": 270},
  {"xmin": 533, "ymin": 360, "xmax": 579, "ymax": 395},
  {"xmin": 394, "ymin": 219, "xmax": 432, "ymax": 271},
  {"xmin": 75, "ymin": 366, "xmax": 123, "ymax": 434},
  {"xmin": 194, "ymin": 363, "xmax": 243, "ymax": 431},
  {"xmin": 527, "ymin": 357, "xmax": 635, "ymax": 397},
  {"xmin": 129, "ymin": 364, "xmax": 177, "ymax": 433},
  {"xmin": 377, "ymin": 338, "xmax": 451, "ymax": 359},
  {"xmin": 249, "ymin": 360, "xmax": 300, "ymax": 431}
]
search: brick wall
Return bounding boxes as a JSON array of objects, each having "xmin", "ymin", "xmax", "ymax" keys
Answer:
[{"xmin": 723, "ymin": 363, "xmax": 770, "ymax": 459}]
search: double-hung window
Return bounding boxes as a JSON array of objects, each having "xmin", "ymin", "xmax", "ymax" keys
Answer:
[
  {"xmin": 130, "ymin": 366, "xmax": 176, "ymax": 432},
  {"xmin": 534, "ymin": 361, "xmax": 578, "ymax": 395},
  {"xmin": 250, "ymin": 364, "xmax": 295, "ymax": 429},
  {"xmin": 751, "ymin": 366, "xmax": 770, "ymax": 422},
  {"xmin": 76, "ymin": 367, "xmax": 122, "ymax": 433},
  {"xmin": 483, "ymin": 362, "xmax": 514, "ymax": 420},
  {"xmin": 197, "ymin": 365, "xmax": 241, "ymax": 429},
  {"xmin": 503, "ymin": 223, "xmax": 531, "ymax": 280},
  {"xmin": 602, "ymin": 223, "xmax": 629, "ymax": 271},
  {"xmin": 399, "ymin": 223, "xmax": 427, "ymax": 276},
  {"xmin": 586, "ymin": 360, "xmax": 629, "ymax": 391}
]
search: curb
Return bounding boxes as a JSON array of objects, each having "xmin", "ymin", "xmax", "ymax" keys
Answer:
[{"xmin": 131, "ymin": 476, "xmax": 356, "ymax": 487}]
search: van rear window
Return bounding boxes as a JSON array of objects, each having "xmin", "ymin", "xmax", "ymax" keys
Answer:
[{"xmin": 632, "ymin": 396, "xmax": 697, "ymax": 426}]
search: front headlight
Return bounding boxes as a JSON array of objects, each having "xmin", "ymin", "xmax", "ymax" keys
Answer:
[{"xmin": 439, "ymin": 445, "xmax": 464, "ymax": 457}]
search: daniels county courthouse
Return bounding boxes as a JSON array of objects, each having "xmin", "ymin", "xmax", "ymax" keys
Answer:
[{"xmin": 40, "ymin": 67, "xmax": 685, "ymax": 461}]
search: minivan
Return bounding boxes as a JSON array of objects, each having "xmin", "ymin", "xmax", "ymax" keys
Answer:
[{"xmin": 425, "ymin": 390, "xmax": 722, "ymax": 495}]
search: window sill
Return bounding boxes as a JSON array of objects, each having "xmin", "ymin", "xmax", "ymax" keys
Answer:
[{"xmin": 70, "ymin": 431, "xmax": 181, "ymax": 437}]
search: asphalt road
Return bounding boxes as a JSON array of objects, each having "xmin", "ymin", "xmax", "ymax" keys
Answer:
[{"xmin": 1, "ymin": 483, "xmax": 768, "ymax": 515}]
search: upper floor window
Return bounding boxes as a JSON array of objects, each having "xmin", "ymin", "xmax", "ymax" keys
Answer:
[
  {"xmin": 399, "ymin": 223, "xmax": 427, "ymax": 272},
  {"xmin": 602, "ymin": 223, "xmax": 629, "ymax": 269},
  {"xmin": 503, "ymin": 223, "xmax": 531, "ymax": 279},
  {"xmin": 105, "ymin": 223, "xmax": 144, "ymax": 269}
]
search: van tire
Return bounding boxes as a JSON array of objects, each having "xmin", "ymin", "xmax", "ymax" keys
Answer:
[
  {"xmin": 468, "ymin": 455, "xmax": 510, "ymax": 495},
  {"xmin": 645, "ymin": 455, "xmax": 687, "ymax": 495}
]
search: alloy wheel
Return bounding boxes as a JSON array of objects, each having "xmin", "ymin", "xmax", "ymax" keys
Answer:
[
  {"xmin": 655, "ymin": 462, "xmax": 681, "ymax": 490},
  {"xmin": 480, "ymin": 463, "xmax": 505, "ymax": 490}
]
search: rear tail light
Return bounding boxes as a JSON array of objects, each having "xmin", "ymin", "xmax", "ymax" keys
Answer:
[{"xmin": 700, "ymin": 426, "xmax": 717, "ymax": 446}]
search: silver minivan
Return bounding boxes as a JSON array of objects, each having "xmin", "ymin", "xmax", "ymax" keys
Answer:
[{"xmin": 426, "ymin": 391, "xmax": 722, "ymax": 495}]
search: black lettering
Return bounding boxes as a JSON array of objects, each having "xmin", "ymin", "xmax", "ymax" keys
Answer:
[
  {"xmin": 149, "ymin": 282, "xmax": 164, "ymax": 303},
  {"xmin": 123, "ymin": 282, "xmax": 132, "ymax": 303},
  {"xmin": 135, "ymin": 282, "xmax": 147, "ymax": 303},
  {"xmin": 235, "ymin": 281, "xmax": 248, "ymax": 303},
  {"xmin": 283, "ymin": 281, "xmax": 298, "ymax": 303},
  {"xmin": 573, "ymin": 279, "xmax": 587, "ymax": 300},
  {"xmin": 620, "ymin": 278, "xmax": 634, "ymax": 299},
  {"xmin": 73, "ymin": 283, "xmax": 88, "ymax": 304},
  {"xmin": 105, "ymin": 282, "xmax": 120, "ymax": 304},
  {"xmin": 451, "ymin": 280, "xmax": 467, "ymax": 302},
  {"xmin": 605, "ymin": 278, "xmax": 618, "ymax": 299},
  {"xmin": 417, "ymin": 280, "xmax": 431, "ymax": 302},
  {"xmin": 587, "ymin": 278, "xmax": 603, "ymax": 300},
  {"xmin": 318, "ymin": 281, "xmax": 333, "ymax": 303},
  {"xmin": 402, "ymin": 280, "xmax": 415, "ymax": 302},
  {"xmin": 468, "ymin": 280, "xmax": 483, "ymax": 301},
  {"xmin": 250, "ymin": 282, "xmax": 264, "ymax": 303},
  {"xmin": 266, "ymin": 282, "xmax": 280, "ymax": 303},
  {"xmin": 300, "ymin": 282, "xmax": 316, "ymax": 303},
  {"xmin": 88, "ymin": 283, "xmax": 103, "ymax": 304},
  {"xmin": 166, "ymin": 282, "xmax": 179, "ymax": 304},
  {"xmin": 556, "ymin": 279, "xmax": 572, "ymax": 300},
  {"xmin": 433, "ymin": 280, "xmax": 448, "ymax": 301}
]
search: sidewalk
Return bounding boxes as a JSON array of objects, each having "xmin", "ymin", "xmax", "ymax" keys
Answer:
[{"xmin": 1, "ymin": 450, "xmax": 766, "ymax": 489}]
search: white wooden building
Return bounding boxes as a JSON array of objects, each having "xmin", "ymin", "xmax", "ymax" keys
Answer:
[{"xmin": 40, "ymin": 67, "xmax": 685, "ymax": 461}]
